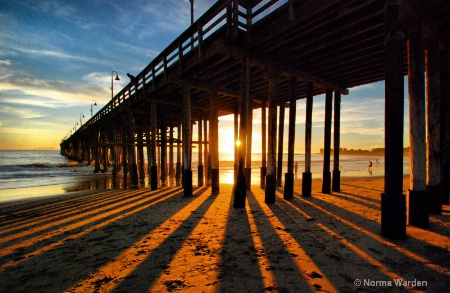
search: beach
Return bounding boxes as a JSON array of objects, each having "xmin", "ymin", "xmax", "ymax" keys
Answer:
[{"xmin": 0, "ymin": 176, "xmax": 449, "ymax": 292}]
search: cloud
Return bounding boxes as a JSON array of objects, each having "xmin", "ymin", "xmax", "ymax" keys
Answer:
[
  {"xmin": 0, "ymin": 59, "xmax": 11, "ymax": 65},
  {"xmin": 116, "ymin": 43, "xmax": 159, "ymax": 59},
  {"xmin": 0, "ymin": 89, "xmax": 74, "ymax": 109},
  {"xmin": 38, "ymin": 0, "xmax": 77, "ymax": 17},
  {"xmin": 0, "ymin": 81, "xmax": 108, "ymax": 107},
  {"xmin": 13, "ymin": 46, "xmax": 112, "ymax": 66},
  {"xmin": 0, "ymin": 106, "xmax": 44, "ymax": 119}
]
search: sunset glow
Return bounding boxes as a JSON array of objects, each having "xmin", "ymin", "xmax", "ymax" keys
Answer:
[{"xmin": 0, "ymin": 1, "xmax": 409, "ymax": 151}]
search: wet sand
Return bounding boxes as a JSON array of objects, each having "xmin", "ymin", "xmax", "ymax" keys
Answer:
[{"xmin": 0, "ymin": 176, "xmax": 449, "ymax": 292}]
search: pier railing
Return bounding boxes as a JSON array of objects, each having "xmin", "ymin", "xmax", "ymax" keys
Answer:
[{"xmin": 69, "ymin": 0, "xmax": 285, "ymax": 140}]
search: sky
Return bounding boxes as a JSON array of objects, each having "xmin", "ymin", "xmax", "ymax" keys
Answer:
[{"xmin": 0, "ymin": 0, "xmax": 409, "ymax": 153}]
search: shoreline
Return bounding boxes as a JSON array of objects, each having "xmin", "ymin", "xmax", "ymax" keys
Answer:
[
  {"xmin": 1, "ymin": 171, "xmax": 395, "ymax": 204},
  {"xmin": 1, "ymin": 176, "xmax": 448, "ymax": 292}
]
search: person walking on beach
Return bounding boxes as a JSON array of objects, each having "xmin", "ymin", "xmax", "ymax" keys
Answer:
[
  {"xmin": 294, "ymin": 161, "xmax": 298, "ymax": 178},
  {"xmin": 368, "ymin": 161, "xmax": 373, "ymax": 173}
]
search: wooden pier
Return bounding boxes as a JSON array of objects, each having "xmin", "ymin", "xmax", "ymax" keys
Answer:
[{"xmin": 61, "ymin": 0, "xmax": 450, "ymax": 239}]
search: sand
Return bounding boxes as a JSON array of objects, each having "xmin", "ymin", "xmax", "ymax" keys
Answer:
[{"xmin": 0, "ymin": 176, "xmax": 449, "ymax": 292}]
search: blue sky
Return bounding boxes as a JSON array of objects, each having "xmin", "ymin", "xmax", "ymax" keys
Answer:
[{"xmin": 0, "ymin": 0, "xmax": 408, "ymax": 152}]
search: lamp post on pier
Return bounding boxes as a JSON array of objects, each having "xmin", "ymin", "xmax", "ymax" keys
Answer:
[
  {"xmin": 189, "ymin": 0, "xmax": 194, "ymax": 50},
  {"xmin": 189, "ymin": 0, "xmax": 194, "ymax": 25},
  {"xmin": 80, "ymin": 113, "xmax": 85, "ymax": 126},
  {"xmin": 74, "ymin": 121, "xmax": 79, "ymax": 132},
  {"xmin": 91, "ymin": 100, "xmax": 97, "ymax": 118},
  {"xmin": 110, "ymin": 71, "xmax": 120, "ymax": 100}
]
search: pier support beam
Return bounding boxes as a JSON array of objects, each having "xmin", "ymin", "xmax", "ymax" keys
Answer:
[
  {"xmin": 182, "ymin": 85, "xmax": 193, "ymax": 196},
  {"xmin": 137, "ymin": 131, "xmax": 145, "ymax": 181},
  {"xmin": 128, "ymin": 111, "xmax": 138, "ymax": 188},
  {"xmin": 169, "ymin": 125, "xmax": 174, "ymax": 185},
  {"xmin": 94, "ymin": 130, "xmax": 101, "ymax": 173},
  {"xmin": 265, "ymin": 75, "xmax": 278, "ymax": 203},
  {"xmin": 176, "ymin": 123, "xmax": 182, "ymax": 186},
  {"xmin": 407, "ymin": 25, "xmax": 428, "ymax": 227},
  {"xmin": 210, "ymin": 91, "xmax": 220, "ymax": 194},
  {"xmin": 382, "ymin": 0, "xmax": 406, "ymax": 239},
  {"xmin": 284, "ymin": 76, "xmax": 296, "ymax": 200},
  {"xmin": 233, "ymin": 55, "xmax": 250, "ymax": 207},
  {"xmin": 161, "ymin": 117, "xmax": 167, "ymax": 187},
  {"xmin": 426, "ymin": 38, "xmax": 442, "ymax": 214},
  {"xmin": 150, "ymin": 99, "xmax": 158, "ymax": 190},
  {"xmin": 112, "ymin": 126, "xmax": 118, "ymax": 180},
  {"xmin": 245, "ymin": 99, "xmax": 253, "ymax": 191},
  {"xmin": 441, "ymin": 47, "xmax": 450, "ymax": 205},
  {"xmin": 261, "ymin": 102, "xmax": 267, "ymax": 189},
  {"xmin": 203, "ymin": 119, "xmax": 210, "ymax": 186},
  {"xmin": 332, "ymin": 91, "xmax": 341, "ymax": 192},
  {"xmin": 303, "ymin": 83, "xmax": 313, "ymax": 197},
  {"xmin": 122, "ymin": 129, "xmax": 128, "ymax": 187},
  {"xmin": 321, "ymin": 88, "xmax": 333, "ymax": 194},
  {"xmin": 146, "ymin": 129, "xmax": 152, "ymax": 185},
  {"xmin": 198, "ymin": 117, "xmax": 204, "ymax": 187},
  {"xmin": 234, "ymin": 109, "xmax": 239, "ymax": 183},
  {"xmin": 277, "ymin": 105, "xmax": 285, "ymax": 188},
  {"xmin": 102, "ymin": 131, "xmax": 108, "ymax": 171}
]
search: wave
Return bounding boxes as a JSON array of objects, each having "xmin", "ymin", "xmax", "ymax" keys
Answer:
[{"xmin": 4, "ymin": 161, "xmax": 81, "ymax": 170}]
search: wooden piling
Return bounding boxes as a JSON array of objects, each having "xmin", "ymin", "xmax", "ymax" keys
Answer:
[
  {"xmin": 284, "ymin": 76, "xmax": 296, "ymax": 200},
  {"xmin": 234, "ymin": 109, "xmax": 239, "ymax": 183},
  {"xmin": 122, "ymin": 128, "xmax": 128, "ymax": 187},
  {"xmin": 169, "ymin": 125, "xmax": 174, "ymax": 185},
  {"xmin": 381, "ymin": 0, "xmax": 406, "ymax": 239},
  {"xmin": 146, "ymin": 129, "xmax": 152, "ymax": 183},
  {"xmin": 102, "ymin": 131, "xmax": 108, "ymax": 171},
  {"xmin": 210, "ymin": 91, "xmax": 220, "ymax": 194},
  {"xmin": 321, "ymin": 88, "xmax": 332, "ymax": 194},
  {"xmin": 137, "ymin": 131, "xmax": 145, "ymax": 180},
  {"xmin": 245, "ymin": 99, "xmax": 253, "ymax": 191},
  {"xmin": 160, "ymin": 117, "xmax": 167, "ymax": 187},
  {"xmin": 302, "ymin": 83, "xmax": 313, "ymax": 197},
  {"xmin": 407, "ymin": 25, "xmax": 429, "ymax": 227},
  {"xmin": 182, "ymin": 85, "xmax": 193, "ymax": 196},
  {"xmin": 440, "ymin": 46, "xmax": 450, "ymax": 205},
  {"xmin": 233, "ymin": 55, "xmax": 250, "ymax": 207},
  {"xmin": 94, "ymin": 130, "xmax": 101, "ymax": 173},
  {"xmin": 150, "ymin": 98, "xmax": 158, "ymax": 190},
  {"xmin": 198, "ymin": 116, "xmax": 204, "ymax": 187},
  {"xmin": 276, "ymin": 104, "xmax": 285, "ymax": 188},
  {"xmin": 112, "ymin": 126, "xmax": 117, "ymax": 180},
  {"xmin": 203, "ymin": 119, "xmax": 209, "ymax": 186},
  {"xmin": 426, "ymin": 38, "xmax": 442, "ymax": 214},
  {"xmin": 128, "ymin": 111, "xmax": 138, "ymax": 188},
  {"xmin": 261, "ymin": 102, "xmax": 267, "ymax": 189},
  {"xmin": 176, "ymin": 123, "xmax": 182, "ymax": 186},
  {"xmin": 265, "ymin": 75, "xmax": 278, "ymax": 203},
  {"xmin": 332, "ymin": 91, "xmax": 341, "ymax": 192}
]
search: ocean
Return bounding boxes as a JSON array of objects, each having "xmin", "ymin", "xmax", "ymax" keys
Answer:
[{"xmin": 0, "ymin": 150, "xmax": 409, "ymax": 203}]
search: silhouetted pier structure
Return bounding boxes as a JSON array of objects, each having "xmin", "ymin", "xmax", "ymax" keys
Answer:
[{"xmin": 61, "ymin": 0, "xmax": 450, "ymax": 239}]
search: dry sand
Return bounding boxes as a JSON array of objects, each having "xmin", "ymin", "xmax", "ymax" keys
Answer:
[{"xmin": 0, "ymin": 176, "xmax": 449, "ymax": 292}]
